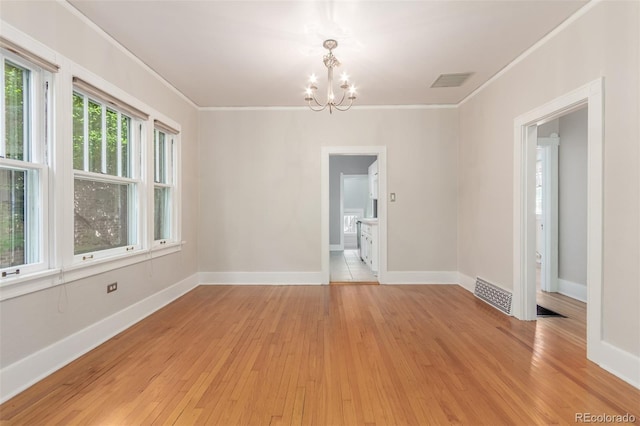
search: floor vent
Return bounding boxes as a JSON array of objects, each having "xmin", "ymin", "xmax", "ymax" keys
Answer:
[{"xmin": 474, "ymin": 277, "xmax": 512, "ymax": 314}]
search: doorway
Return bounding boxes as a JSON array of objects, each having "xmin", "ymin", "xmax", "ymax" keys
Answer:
[
  {"xmin": 513, "ymin": 78, "xmax": 603, "ymax": 364},
  {"xmin": 329, "ymin": 157, "xmax": 377, "ymax": 283},
  {"xmin": 535, "ymin": 107, "xmax": 588, "ymax": 320},
  {"xmin": 321, "ymin": 146, "xmax": 387, "ymax": 285}
]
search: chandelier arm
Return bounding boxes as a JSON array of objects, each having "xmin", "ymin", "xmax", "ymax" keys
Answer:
[
  {"xmin": 311, "ymin": 95, "xmax": 325, "ymax": 108},
  {"xmin": 332, "ymin": 98, "xmax": 354, "ymax": 112},
  {"xmin": 307, "ymin": 101, "xmax": 328, "ymax": 112},
  {"xmin": 334, "ymin": 91, "xmax": 347, "ymax": 107}
]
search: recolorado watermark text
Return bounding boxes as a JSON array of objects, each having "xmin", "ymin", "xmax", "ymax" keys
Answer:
[{"xmin": 575, "ymin": 413, "xmax": 636, "ymax": 423}]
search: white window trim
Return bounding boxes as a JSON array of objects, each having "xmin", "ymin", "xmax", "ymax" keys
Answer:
[
  {"xmin": 71, "ymin": 89, "xmax": 143, "ymax": 263},
  {"xmin": 0, "ymin": 48, "xmax": 52, "ymax": 280},
  {"xmin": 0, "ymin": 24, "xmax": 183, "ymax": 302},
  {"xmin": 152, "ymin": 128, "xmax": 180, "ymax": 247}
]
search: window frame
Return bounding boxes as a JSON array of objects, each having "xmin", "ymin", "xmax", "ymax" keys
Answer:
[
  {"xmin": 0, "ymin": 29, "xmax": 183, "ymax": 301},
  {"xmin": 153, "ymin": 127, "xmax": 178, "ymax": 247},
  {"xmin": 71, "ymin": 87, "xmax": 144, "ymax": 263},
  {"xmin": 0, "ymin": 49, "xmax": 52, "ymax": 279}
]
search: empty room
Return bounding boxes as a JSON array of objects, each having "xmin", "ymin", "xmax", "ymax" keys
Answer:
[{"xmin": 0, "ymin": 0, "xmax": 639, "ymax": 424}]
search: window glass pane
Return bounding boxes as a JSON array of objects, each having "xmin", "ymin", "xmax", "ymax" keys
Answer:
[
  {"xmin": 106, "ymin": 109, "xmax": 118, "ymax": 175},
  {"xmin": 74, "ymin": 179, "xmax": 131, "ymax": 254},
  {"xmin": 155, "ymin": 131, "xmax": 166, "ymax": 184},
  {"xmin": 88, "ymin": 100, "xmax": 102, "ymax": 173},
  {"xmin": 4, "ymin": 61, "xmax": 29, "ymax": 161},
  {"xmin": 0, "ymin": 168, "xmax": 26, "ymax": 268},
  {"xmin": 72, "ymin": 93, "xmax": 84, "ymax": 170},
  {"xmin": 154, "ymin": 186, "xmax": 170, "ymax": 240},
  {"xmin": 121, "ymin": 116, "xmax": 130, "ymax": 178},
  {"xmin": 343, "ymin": 214, "xmax": 358, "ymax": 234}
]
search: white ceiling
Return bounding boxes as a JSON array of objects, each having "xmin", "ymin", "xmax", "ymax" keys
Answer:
[{"xmin": 68, "ymin": 0, "xmax": 587, "ymax": 108}]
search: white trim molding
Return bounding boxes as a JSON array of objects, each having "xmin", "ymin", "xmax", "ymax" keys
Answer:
[
  {"xmin": 557, "ymin": 278, "xmax": 587, "ymax": 303},
  {"xmin": 459, "ymin": 0, "xmax": 603, "ymax": 106},
  {"xmin": 321, "ymin": 146, "xmax": 388, "ymax": 285},
  {"xmin": 598, "ymin": 343, "xmax": 640, "ymax": 390},
  {"xmin": 0, "ymin": 273, "xmax": 199, "ymax": 404},
  {"xmin": 58, "ymin": 2, "xmax": 198, "ymax": 110},
  {"xmin": 382, "ymin": 271, "xmax": 459, "ymax": 285},
  {"xmin": 199, "ymin": 272, "xmax": 322, "ymax": 285},
  {"xmin": 513, "ymin": 78, "xmax": 607, "ymax": 374},
  {"xmin": 457, "ymin": 272, "xmax": 477, "ymax": 293}
]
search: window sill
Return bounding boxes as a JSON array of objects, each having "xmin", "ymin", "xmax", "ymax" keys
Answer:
[
  {"xmin": 0, "ymin": 268, "xmax": 62, "ymax": 301},
  {"xmin": 0, "ymin": 243, "xmax": 183, "ymax": 302},
  {"xmin": 151, "ymin": 241, "xmax": 182, "ymax": 258}
]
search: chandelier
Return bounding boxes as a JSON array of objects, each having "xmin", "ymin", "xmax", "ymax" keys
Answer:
[{"xmin": 305, "ymin": 39, "xmax": 356, "ymax": 113}]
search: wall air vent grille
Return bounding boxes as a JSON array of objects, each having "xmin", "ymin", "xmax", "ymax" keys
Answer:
[
  {"xmin": 430, "ymin": 73, "xmax": 473, "ymax": 88},
  {"xmin": 474, "ymin": 277, "xmax": 512, "ymax": 314}
]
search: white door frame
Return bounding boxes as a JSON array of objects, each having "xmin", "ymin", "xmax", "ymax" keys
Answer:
[
  {"xmin": 513, "ymin": 78, "xmax": 603, "ymax": 363},
  {"xmin": 321, "ymin": 146, "xmax": 387, "ymax": 284}
]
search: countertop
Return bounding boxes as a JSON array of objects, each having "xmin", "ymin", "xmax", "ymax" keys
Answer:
[{"xmin": 359, "ymin": 218, "xmax": 379, "ymax": 225}]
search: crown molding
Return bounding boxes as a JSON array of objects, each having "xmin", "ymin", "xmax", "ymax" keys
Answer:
[
  {"xmin": 459, "ymin": 0, "xmax": 603, "ymax": 106},
  {"xmin": 59, "ymin": 0, "xmax": 199, "ymax": 110},
  {"xmin": 199, "ymin": 104, "xmax": 458, "ymax": 112}
]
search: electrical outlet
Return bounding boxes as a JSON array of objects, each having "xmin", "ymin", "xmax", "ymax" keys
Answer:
[{"xmin": 107, "ymin": 282, "xmax": 118, "ymax": 293}]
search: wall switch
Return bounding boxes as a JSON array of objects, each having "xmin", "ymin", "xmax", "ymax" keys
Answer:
[
  {"xmin": 390, "ymin": 193, "xmax": 396, "ymax": 202},
  {"xmin": 107, "ymin": 282, "xmax": 118, "ymax": 293}
]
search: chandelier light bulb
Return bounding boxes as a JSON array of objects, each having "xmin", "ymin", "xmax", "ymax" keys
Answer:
[{"xmin": 304, "ymin": 39, "xmax": 357, "ymax": 114}]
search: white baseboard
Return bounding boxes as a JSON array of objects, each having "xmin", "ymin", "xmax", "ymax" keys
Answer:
[
  {"xmin": 0, "ymin": 273, "xmax": 199, "ymax": 404},
  {"xmin": 597, "ymin": 341, "xmax": 640, "ymax": 389},
  {"xmin": 199, "ymin": 271, "xmax": 323, "ymax": 285},
  {"xmin": 382, "ymin": 271, "xmax": 458, "ymax": 285},
  {"xmin": 558, "ymin": 278, "xmax": 587, "ymax": 302},
  {"xmin": 457, "ymin": 273, "xmax": 476, "ymax": 292},
  {"xmin": 329, "ymin": 244, "xmax": 343, "ymax": 251}
]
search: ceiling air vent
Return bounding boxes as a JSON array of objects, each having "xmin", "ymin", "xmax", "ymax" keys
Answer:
[{"xmin": 430, "ymin": 73, "xmax": 473, "ymax": 88}]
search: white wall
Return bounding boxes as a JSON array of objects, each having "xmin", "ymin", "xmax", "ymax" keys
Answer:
[
  {"xmin": 198, "ymin": 108, "xmax": 459, "ymax": 274},
  {"xmin": 458, "ymin": 1, "xmax": 639, "ymax": 355},
  {"xmin": 558, "ymin": 108, "xmax": 588, "ymax": 287},
  {"xmin": 0, "ymin": 1, "xmax": 199, "ymax": 369},
  {"xmin": 329, "ymin": 156, "xmax": 375, "ymax": 246}
]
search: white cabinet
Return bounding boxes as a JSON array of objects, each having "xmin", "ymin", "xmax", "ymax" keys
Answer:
[
  {"xmin": 360, "ymin": 221, "xmax": 378, "ymax": 274},
  {"xmin": 368, "ymin": 160, "xmax": 379, "ymax": 200}
]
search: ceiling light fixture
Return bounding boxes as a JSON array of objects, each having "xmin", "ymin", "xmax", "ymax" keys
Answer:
[{"xmin": 305, "ymin": 39, "xmax": 356, "ymax": 113}]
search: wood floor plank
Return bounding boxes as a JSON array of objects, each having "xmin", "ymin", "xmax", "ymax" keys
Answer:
[{"xmin": 1, "ymin": 285, "xmax": 639, "ymax": 425}]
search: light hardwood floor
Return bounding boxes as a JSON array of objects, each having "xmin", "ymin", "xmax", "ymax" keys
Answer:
[{"xmin": 1, "ymin": 285, "xmax": 638, "ymax": 425}]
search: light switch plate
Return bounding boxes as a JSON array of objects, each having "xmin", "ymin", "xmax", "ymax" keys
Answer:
[{"xmin": 390, "ymin": 193, "xmax": 396, "ymax": 202}]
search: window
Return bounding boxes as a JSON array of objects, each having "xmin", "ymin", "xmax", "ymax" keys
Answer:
[
  {"xmin": 343, "ymin": 209, "xmax": 363, "ymax": 234},
  {"xmin": 1, "ymin": 33, "xmax": 184, "ymax": 300},
  {"xmin": 153, "ymin": 126, "xmax": 176, "ymax": 243},
  {"xmin": 0, "ymin": 50, "xmax": 51, "ymax": 278},
  {"xmin": 72, "ymin": 89, "xmax": 141, "ymax": 258}
]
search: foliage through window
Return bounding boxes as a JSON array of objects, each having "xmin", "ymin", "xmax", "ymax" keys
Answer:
[
  {"xmin": 1, "ymin": 35, "xmax": 183, "ymax": 297},
  {"xmin": 154, "ymin": 128, "xmax": 175, "ymax": 242},
  {"xmin": 73, "ymin": 90, "xmax": 138, "ymax": 256},
  {"xmin": 1, "ymin": 53, "xmax": 49, "ymax": 275}
]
